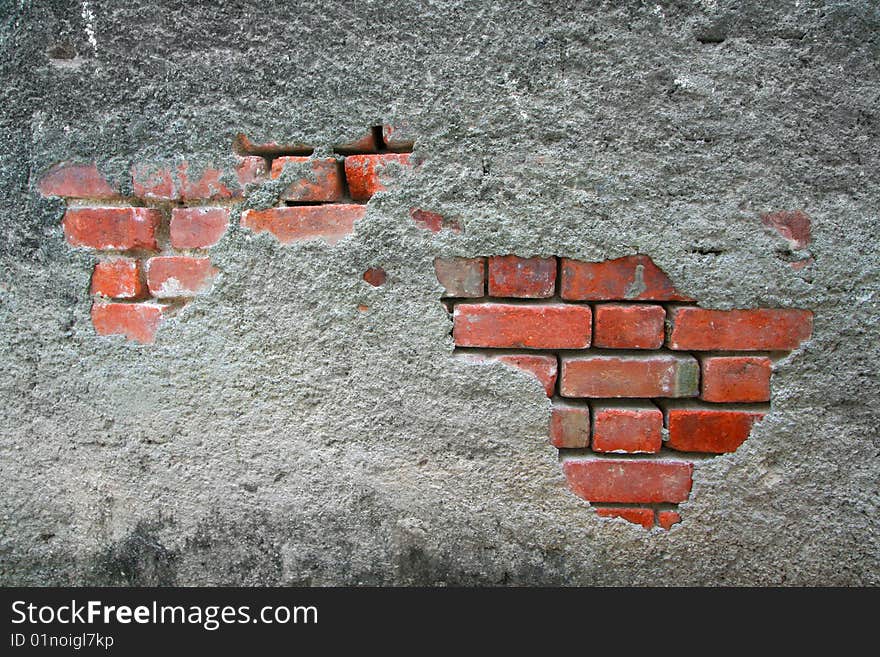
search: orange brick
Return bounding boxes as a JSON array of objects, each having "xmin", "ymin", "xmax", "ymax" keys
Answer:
[
  {"xmin": 668, "ymin": 307, "xmax": 813, "ymax": 351},
  {"xmin": 591, "ymin": 402, "xmax": 663, "ymax": 454},
  {"xmin": 700, "ymin": 356, "xmax": 772, "ymax": 402},
  {"xmin": 454, "ymin": 303, "xmax": 591, "ymax": 349},
  {"xmin": 271, "ymin": 156, "xmax": 343, "ymax": 202},
  {"xmin": 593, "ymin": 304, "xmax": 665, "ymax": 349},
  {"xmin": 90, "ymin": 259, "xmax": 146, "ymax": 299},
  {"xmin": 563, "ymin": 458, "xmax": 693, "ymax": 503},
  {"xmin": 241, "ymin": 205, "xmax": 367, "ymax": 245},
  {"xmin": 488, "ymin": 256, "xmax": 556, "ymax": 298}
]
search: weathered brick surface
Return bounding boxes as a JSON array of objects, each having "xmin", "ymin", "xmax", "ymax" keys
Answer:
[
  {"xmin": 593, "ymin": 303, "xmax": 665, "ymax": 349},
  {"xmin": 146, "ymin": 256, "xmax": 217, "ymax": 297},
  {"xmin": 494, "ymin": 354, "xmax": 557, "ymax": 397},
  {"xmin": 454, "ymin": 303, "xmax": 591, "ymax": 349},
  {"xmin": 550, "ymin": 403, "xmax": 590, "ymax": 448},
  {"xmin": 39, "ymin": 162, "xmax": 118, "ymax": 199},
  {"xmin": 382, "ymin": 124, "xmax": 415, "ymax": 152},
  {"xmin": 657, "ymin": 510, "xmax": 682, "ymax": 530},
  {"xmin": 434, "ymin": 257, "xmax": 485, "ymax": 298},
  {"xmin": 595, "ymin": 507, "xmax": 655, "ymax": 529},
  {"xmin": 761, "ymin": 209, "xmax": 811, "ymax": 249},
  {"xmin": 666, "ymin": 407, "xmax": 765, "ymax": 453},
  {"xmin": 668, "ymin": 307, "xmax": 813, "ymax": 351},
  {"xmin": 362, "ymin": 267, "xmax": 387, "ymax": 287},
  {"xmin": 235, "ymin": 156, "xmax": 269, "ymax": 186},
  {"xmin": 91, "ymin": 259, "xmax": 146, "ymax": 299},
  {"xmin": 132, "ymin": 163, "xmax": 237, "ymax": 201},
  {"xmin": 344, "ymin": 154, "xmax": 411, "ymax": 201},
  {"xmin": 560, "ymin": 353, "xmax": 698, "ymax": 398},
  {"xmin": 488, "ymin": 256, "xmax": 556, "ymax": 298},
  {"xmin": 563, "ymin": 459, "xmax": 693, "ymax": 503},
  {"xmin": 91, "ymin": 302, "xmax": 165, "ymax": 344},
  {"xmin": 700, "ymin": 356, "xmax": 772, "ymax": 403},
  {"xmin": 170, "ymin": 207, "xmax": 230, "ymax": 249},
  {"xmin": 560, "ymin": 255, "xmax": 693, "ymax": 301},
  {"xmin": 63, "ymin": 207, "xmax": 160, "ymax": 251},
  {"xmin": 271, "ymin": 156, "xmax": 343, "ymax": 202},
  {"xmin": 591, "ymin": 402, "xmax": 663, "ymax": 453},
  {"xmin": 241, "ymin": 205, "xmax": 367, "ymax": 244}
]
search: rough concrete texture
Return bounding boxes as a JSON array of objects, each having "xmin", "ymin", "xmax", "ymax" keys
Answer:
[{"xmin": 1, "ymin": 0, "xmax": 878, "ymax": 585}]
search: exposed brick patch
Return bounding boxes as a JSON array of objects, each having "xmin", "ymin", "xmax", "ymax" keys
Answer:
[
  {"xmin": 560, "ymin": 255, "xmax": 693, "ymax": 301},
  {"xmin": 657, "ymin": 510, "xmax": 682, "ymax": 530},
  {"xmin": 45, "ymin": 124, "xmax": 417, "ymax": 344},
  {"xmin": 410, "ymin": 208, "xmax": 461, "ymax": 233},
  {"xmin": 700, "ymin": 356, "xmax": 772, "ymax": 403},
  {"xmin": 550, "ymin": 403, "xmax": 590, "ymax": 448},
  {"xmin": 488, "ymin": 256, "xmax": 556, "ymax": 298},
  {"xmin": 146, "ymin": 256, "xmax": 217, "ymax": 297},
  {"xmin": 591, "ymin": 402, "xmax": 663, "ymax": 454},
  {"xmin": 363, "ymin": 267, "xmax": 387, "ymax": 287},
  {"xmin": 593, "ymin": 303, "xmax": 665, "ymax": 349},
  {"xmin": 271, "ymin": 156, "xmax": 344, "ymax": 202},
  {"xmin": 665, "ymin": 406, "xmax": 765, "ymax": 453},
  {"xmin": 668, "ymin": 308, "xmax": 813, "ymax": 351},
  {"xmin": 91, "ymin": 302, "xmax": 166, "ymax": 344},
  {"xmin": 434, "ymin": 257, "xmax": 485, "ymax": 298},
  {"xmin": 563, "ymin": 459, "xmax": 694, "ymax": 504},
  {"xmin": 454, "ymin": 303, "xmax": 592, "ymax": 349},
  {"xmin": 438, "ymin": 253, "xmax": 813, "ymax": 529},
  {"xmin": 560, "ymin": 353, "xmax": 698, "ymax": 398},
  {"xmin": 494, "ymin": 354, "xmax": 558, "ymax": 397},
  {"xmin": 39, "ymin": 162, "xmax": 118, "ymax": 199},
  {"xmin": 382, "ymin": 124, "xmax": 415, "ymax": 152},
  {"xmin": 344, "ymin": 154, "xmax": 412, "ymax": 201},
  {"xmin": 170, "ymin": 207, "xmax": 230, "ymax": 250},
  {"xmin": 91, "ymin": 258, "xmax": 147, "ymax": 299},
  {"xmin": 595, "ymin": 507, "xmax": 655, "ymax": 529},
  {"xmin": 761, "ymin": 209, "xmax": 811, "ymax": 249},
  {"xmin": 63, "ymin": 207, "xmax": 161, "ymax": 251},
  {"xmin": 242, "ymin": 205, "xmax": 367, "ymax": 245}
]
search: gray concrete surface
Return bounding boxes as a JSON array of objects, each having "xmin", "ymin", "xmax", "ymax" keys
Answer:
[{"xmin": 1, "ymin": 0, "xmax": 877, "ymax": 585}]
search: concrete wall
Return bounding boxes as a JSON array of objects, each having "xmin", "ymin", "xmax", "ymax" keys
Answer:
[{"xmin": 1, "ymin": 0, "xmax": 877, "ymax": 585}]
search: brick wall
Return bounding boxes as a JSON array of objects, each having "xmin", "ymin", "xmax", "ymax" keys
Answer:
[
  {"xmin": 436, "ymin": 254, "xmax": 813, "ymax": 529},
  {"xmin": 40, "ymin": 126, "xmax": 415, "ymax": 343}
]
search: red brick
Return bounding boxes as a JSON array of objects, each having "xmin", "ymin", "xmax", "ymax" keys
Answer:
[
  {"xmin": 344, "ymin": 154, "xmax": 411, "ymax": 201},
  {"xmin": 550, "ymin": 403, "xmax": 590, "ymax": 448},
  {"xmin": 560, "ymin": 255, "xmax": 693, "ymax": 301},
  {"xmin": 560, "ymin": 353, "xmax": 698, "ymax": 398},
  {"xmin": 91, "ymin": 302, "xmax": 165, "ymax": 344},
  {"xmin": 236, "ymin": 156, "xmax": 269, "ymax": 186},
  {"xmin": 700, "ymin": 356, "xmax": 772, "ymax": 403},
  {"xmin": 488, "ymin": 256, "xmax": 556, "ymax": 298},
  {"xmin": 63, "ymin": 207, "xmax": 160, "ymax": 251},
  {"xmin": 595, "ymin": 507, "xmax": 655, "ymax": 529},
  {"xmin": 241, "ymin": 205, "xmax": 367, "ymax": 245},
  {"xmin": 90, "ymin": 259, "xmax": 146, "ymax": 299},
  {"xmin": 657, "ymin": 510, "xmax": 681, "ymax": 530},
  {"xmin": 434, "ymin": 257, "xmax": 485, "ymax": 298},
  {"xmin": 495, "ymin": 354, "xmax": 557, "ymax": 397},
  {"xmin": 131, "ymin": 163, "xmax": 235, "ymax": 201},
  {"xmin": 39, "ymin": 162, "xmax": 118, "ymax": 199},
  {"xmin": 668, "ymin": 307, "xmax": 813, "ymax": 351},
  {"xmin": 170, "ymin": 207, "xmax": 230, "ymax": 249},
  {"xmin": 410, "ymin": 208, "xmax": 461, "ymax": 233},
  {"xmin": 454, "ymin": 303, "xmax": 591, "ymax": 349},
  {"xmin": 363, "ymin": 267, "xmax": 386, "ymax": 287},
  {"xmin": 666, "ymin": 407, "xmax": 765, "ymax": 453},
  {"xmin": 382, "ymin": 124, "xmax": 415, "ymax": 152},
  {"xmin": 334, "ymin": 130, "xmax": 378, "ymax": 154},
  {"xmin": 593, "ymin": 303, "xmax": 665, "ymax": 349},
  {"xmin": 563, "ymin": 458, "xmax": 693, "ymax": 503},
  {"xmin": 591, "ymin": 402, "xmax": 663, "ymax": 454},
  {"xmin": 270, "ymin": 156, "xmax": 343, "ymax": 202},
  {"xmin": 761, "ymin": 210, "xmax": 811, "ymax": 249},
  {"xmin": 146, "ymin": 256, "xmax": 216, "ymax": 297}
]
